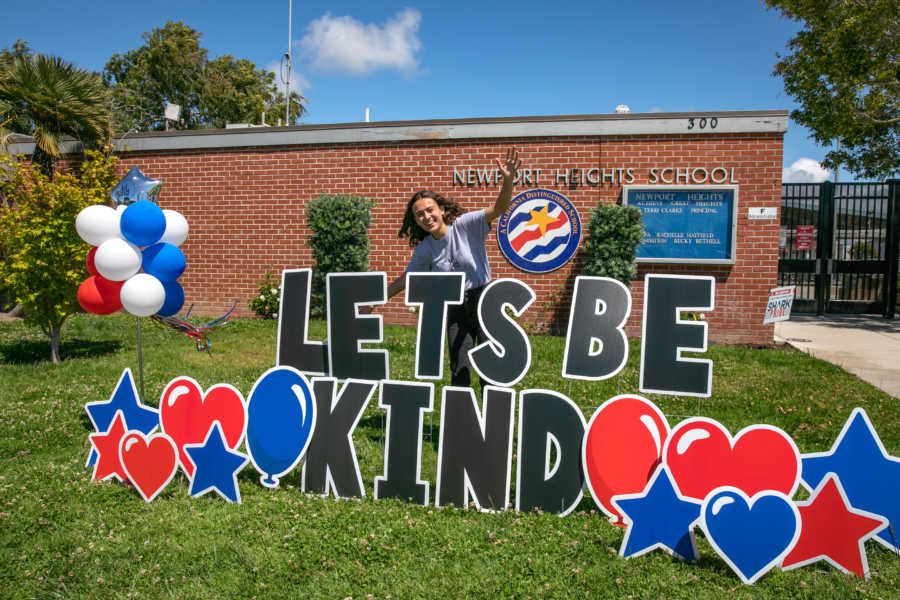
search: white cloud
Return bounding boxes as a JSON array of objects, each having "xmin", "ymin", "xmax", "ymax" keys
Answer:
[
  {"xmin": 266, "ymin": 61, "xmax": 310, "ymax": 97},
  {"xmin": 647, "ymin": 106, "xmax": 664, "ymax": 113},
  {"xmin": 299, "ymin": 8, "xmax": 422, "ymax": 76},
  {"xmin": 782, "ymin": 158, "xmax": 831, "ymax": 183}
]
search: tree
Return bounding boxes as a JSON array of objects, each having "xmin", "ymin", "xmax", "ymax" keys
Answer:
[
  {"xmin": 0, "ymin": 148, "xmax": 119, "ymax": 362},
  {"xmin": 0, "ymin": 41, "xmax": 112, "ymax": 175},
  {"xmin": 766, "ymin": 0, "xmax": 899, "ymax": 179},
  {"xmin": 104, "ymin": 21, "xmax": 306, "ymax": 132}
]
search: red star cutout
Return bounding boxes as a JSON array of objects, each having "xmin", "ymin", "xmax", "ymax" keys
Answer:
[
  {"xmin": 781, "ymin": 473, "xmax": 888, "ymax": 579},
  {"xmin": 89, "ymin": 411, "xmax": 129, "ymax": 483}
]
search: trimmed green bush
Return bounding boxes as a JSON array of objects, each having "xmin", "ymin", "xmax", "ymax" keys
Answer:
[
  {"xmin": 306, "ymin": 193, "xmax": 374, "ymax": 316},
  {"xmin": 580, "ymin": 201, "xmax": 644, "ymax": 286}
]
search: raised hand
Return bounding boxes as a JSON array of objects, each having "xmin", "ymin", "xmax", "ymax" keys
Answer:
[{"xmin": 495, "ymin": 147, "xmax": 521, "ymax": 180}]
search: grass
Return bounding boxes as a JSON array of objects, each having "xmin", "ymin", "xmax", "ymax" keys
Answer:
[{"xmin": 0, "ymin": 313, "xmax": 897, "ymax": 599}]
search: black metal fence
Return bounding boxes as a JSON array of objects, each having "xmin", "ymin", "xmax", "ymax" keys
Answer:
[{"xmin": 778, "ymin": 180, "xmax": 899, "ymax": 317}]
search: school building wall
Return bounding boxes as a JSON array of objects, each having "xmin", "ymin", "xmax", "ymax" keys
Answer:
[{"xmin": 23, "ymin": 110, "xmax": 787, "ymax": 346}]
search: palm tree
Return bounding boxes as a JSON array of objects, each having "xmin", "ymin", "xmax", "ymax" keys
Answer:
[{"xmin": 0, "ymin": 52, "xmax": 111, "ymax": 175}]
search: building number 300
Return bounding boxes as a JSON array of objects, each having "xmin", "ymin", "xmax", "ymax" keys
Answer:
[{"xmin": 687, "ymin": 117, "xmax": 718, "ymax": 130}]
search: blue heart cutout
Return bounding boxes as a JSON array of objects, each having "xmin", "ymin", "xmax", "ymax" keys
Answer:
[{"xmin": 702, "ymin": 487, "xmax": 800, "ymax": 584}]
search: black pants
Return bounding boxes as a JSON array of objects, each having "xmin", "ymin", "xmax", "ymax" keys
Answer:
[{"xmin": 446, "ymin": 285, "xmax": 485, "ymax": 387}]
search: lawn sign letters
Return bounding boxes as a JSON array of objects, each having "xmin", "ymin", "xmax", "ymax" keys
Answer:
[{"xmin": 84, "ymin": 269, "xmax": 899, "ymax": 585}]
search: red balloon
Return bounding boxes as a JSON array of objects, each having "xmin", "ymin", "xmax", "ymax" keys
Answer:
[
  {"xmin": 78, "ymin": 275, "xmax": 124, "ymax": 315},
  {"xmin": 583, "ymin": 395, "xmax": 670, "ymax": 526},
  {"xmin": 85, "ymin": 247, "xmax": 99, "ymax": 276}
]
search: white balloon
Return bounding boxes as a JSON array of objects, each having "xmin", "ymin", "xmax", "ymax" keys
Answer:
[
  {"xmin": 120, "ymin": 273, "xmax": 165, "ymax": 317},
  {"xmin": 160, "ymin": 209, "xmax": 189, "ymax": 246},
  {"xmin": 75, "ymin": 205, "xmax": 121, "ymax": 246},
  {"xmin": 94, "ymin": 238, "xmax": 142, "ymax": 281}
]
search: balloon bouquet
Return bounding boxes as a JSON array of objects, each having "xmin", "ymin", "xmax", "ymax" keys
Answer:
[{"xmin": 76, "ymin": 167, "xmax": 188, "ymax": 318}]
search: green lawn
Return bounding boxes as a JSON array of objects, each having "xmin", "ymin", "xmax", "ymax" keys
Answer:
[{"xmin": 0, "ymin": 314, "xmax": 897, "ymax": 599}]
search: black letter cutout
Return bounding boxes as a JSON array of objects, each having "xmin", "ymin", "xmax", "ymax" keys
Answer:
[
  {"xmin": 471, "ymin": 279, "xmax": 535, "ymax": 387},
  {"xmin": 374, "ymin": 381, "xmax": 433, "ymax": 505},
  {"xmin": 562, "ymin": 276, "xmax": 631, "ymax": 380},
  {"xmin": 277, "ymin": 268, "xmax": 329, "ymax": 375},
  {"xmin": 640, "ymin": 274, "xmax": 715, "ymax": 397},
  {"xmin": 302, "ymin": 378, "xmax": 376, "ymax": 497},
  {"xmin": 515, "ymin": 390, "xmax": 585, "ymax": 516},
  {"xmin": 435, "ymin": 386, "xmax": 514, "ymax": 510},
  {"xmin": 406, "ymin": 272, "xmax": 464, "ymax": 379},
  {"xmin": 327, "ymin": 272, "xmax": 388, "ymax": 381}
]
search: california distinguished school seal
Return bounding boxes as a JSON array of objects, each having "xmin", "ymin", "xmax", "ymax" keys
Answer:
[{"xmin": 496, "ymin": 188, "xmax": 581, "ymax": 273}]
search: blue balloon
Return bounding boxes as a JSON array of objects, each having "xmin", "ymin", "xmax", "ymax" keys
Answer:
[
  {"xmin": 157, "ymin": 281, "xmax": 185, "ymax": 317},
  {"xmin": 121, "ymin": 200, "xmax": 166, "ymax": 246},
  {"xmin": 246, "ymin": 367, "xmax": 317, "ymax": 488},
  {"xmin": 142, "ymin": 242, "xmax": 186, "ymax": 282}
]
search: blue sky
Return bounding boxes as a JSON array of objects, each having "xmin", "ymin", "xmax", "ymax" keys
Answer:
[{"xmin": 5, "ymin": 0, "xmax": 841, "ymax": 182}]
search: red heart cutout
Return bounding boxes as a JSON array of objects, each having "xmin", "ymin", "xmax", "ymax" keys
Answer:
[
  {"xmin": 583, "ymin": 395, "xmax": 670, "ymax": 525},
  {"xmin": 664, "ymin": 417, "xmax": 801, "ymax": 501},
  {"xmin": 159, "ymin": 377, "xmax": 247, "ymax": 477},
  {"xmin": 119, "ymin": 431, "xmax": 178, "ymax": 502}
]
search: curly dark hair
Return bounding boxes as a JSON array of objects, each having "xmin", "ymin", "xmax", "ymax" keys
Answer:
[{"xmin": 398, "ymin": 190, "xmax": 466, "ymax": 246}]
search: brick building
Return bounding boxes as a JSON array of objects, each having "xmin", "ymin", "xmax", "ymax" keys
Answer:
[{"xmin": 15, "ymin": 110, "xmax": 787, "ymax": 345}]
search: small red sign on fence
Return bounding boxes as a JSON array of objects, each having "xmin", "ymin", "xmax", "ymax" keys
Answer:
[{"xmin": 795, "ymin": 225, "xmax": 814, "ymax": 251}]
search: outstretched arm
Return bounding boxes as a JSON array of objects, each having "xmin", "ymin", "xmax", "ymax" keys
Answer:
[
  {"xmin": 387, "ymin": 274, "xmax": 405, "ymax": 299},
  {"xmin": 484, "ymin": 147, "xmax": 521, "ymax": 223}
]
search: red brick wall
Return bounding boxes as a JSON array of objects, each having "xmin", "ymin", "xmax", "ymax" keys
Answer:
[{"xmin": 113, "ymin": 132, "xmax": 783, "ymax": 346}]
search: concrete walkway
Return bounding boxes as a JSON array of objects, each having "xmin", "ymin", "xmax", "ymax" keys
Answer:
[{"xmin": 774, "ymin": 314, "xmax": 900, "ymax": 399}]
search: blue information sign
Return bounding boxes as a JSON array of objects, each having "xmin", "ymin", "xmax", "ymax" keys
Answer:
[{"xmin": 624, "ymin": 186, "xmax": 738, "ymax": 264}]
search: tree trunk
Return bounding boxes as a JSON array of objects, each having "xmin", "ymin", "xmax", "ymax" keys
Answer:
[
  {"xmin": 8, "ymin": 303, "xmax": 24, "ymax": 318},
  {"xmin": 50, "ymin": 324, "xmax": 61, "ymax": 363}
]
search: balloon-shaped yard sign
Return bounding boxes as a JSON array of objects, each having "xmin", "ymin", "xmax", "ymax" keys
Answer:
[
  {"xmin": 75, "ymin": 168, "xmax": 189, "ymax": 319},
  {"xmin": 245, "ymin": 366, "xmax": 317, "ymax": 488}
]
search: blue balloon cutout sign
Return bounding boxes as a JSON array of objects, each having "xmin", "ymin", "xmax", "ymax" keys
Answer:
[{"xmin": 246, "ymin": 366, "xmax": 317, "ymax": 488}]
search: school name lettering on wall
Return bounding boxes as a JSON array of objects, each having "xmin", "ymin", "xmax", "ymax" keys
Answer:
[{"xmin": 452, "ymin": 166, "xmax": 739, "ymax": 187}]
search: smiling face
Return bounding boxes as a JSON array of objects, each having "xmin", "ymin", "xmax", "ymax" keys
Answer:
[{"xmin": 412, "ymin": 197, "xmax": 448, "ymax": 239}]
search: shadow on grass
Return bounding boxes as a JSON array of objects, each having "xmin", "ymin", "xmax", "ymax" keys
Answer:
[{"xmin": 0, "ymin": 337, "xmax": 122, "ymax": 365}]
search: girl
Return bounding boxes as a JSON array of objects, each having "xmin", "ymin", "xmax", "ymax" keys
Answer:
[{"xmin": 387, "ymin": 148, "xmax": 521, "ymax": 386}]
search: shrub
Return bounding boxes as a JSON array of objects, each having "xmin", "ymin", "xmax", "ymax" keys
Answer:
[
  {"xmin": 0, "ymin": 148, "xmax": 119, "ymax": 362},
  {"xmin": 580, "ymin": 201, "xmax": 644, "ymax": 286},
  {"xmin": 248, "ymin": 270, "xmax": 281, "ymax": 319},
  {"xmin": 306, "ymin": 193, "xmax": 374, "ymax": 317}
]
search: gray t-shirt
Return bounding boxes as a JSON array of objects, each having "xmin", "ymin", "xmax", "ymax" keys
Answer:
[{"xmin": 405, "ymin": 209, "xmax": 491, "ymax": 290}]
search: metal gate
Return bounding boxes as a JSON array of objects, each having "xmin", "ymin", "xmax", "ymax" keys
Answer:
[{"xmin": 778, "ymin": 180, "xmax": 899, "ymax": 317}]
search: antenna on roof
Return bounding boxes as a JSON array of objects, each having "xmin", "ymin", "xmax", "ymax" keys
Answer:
[{"xmin": 281, "ymin": 0, "xmax": 293, "ymax": 126}]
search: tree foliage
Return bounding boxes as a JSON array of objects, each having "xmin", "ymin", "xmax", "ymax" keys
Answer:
[
  {"xmin": 0, "ymin": 149, "xmax": 119, "ymax": 362},
  {"xmin": 767, "ymin": 0, "xmax": 899, "ymax": 178},
  {"xmin": 306, "ymin": 194, "xmax": 375, "ymax": 317},
  {"xmin": 580, "ymin": 202, "xmax": 644, "ymax": 286},
  {"xmin": 0, "ymin": 40, "xmax": 112, "ymax": 174},
  {"xmin": 104, "ymin": 21, "xmax": 306, "ymax": 132}
]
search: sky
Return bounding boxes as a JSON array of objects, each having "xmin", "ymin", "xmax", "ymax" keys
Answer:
[{"xmin": 4, "ymin": 0, "xmax": 843, "ymax": 182}]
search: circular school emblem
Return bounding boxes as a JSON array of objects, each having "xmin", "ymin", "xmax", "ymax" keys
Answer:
[{"xmin": 496, "ymin": 188, "xmax": 582, "ymax": 273}]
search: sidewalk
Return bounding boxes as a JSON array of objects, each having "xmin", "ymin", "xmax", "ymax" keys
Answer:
[{"xmin": 774, "ymin": 314, "xmax": 900, "ymax": 399}]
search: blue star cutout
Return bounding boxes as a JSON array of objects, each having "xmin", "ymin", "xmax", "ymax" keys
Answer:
[
  {"xmin": 801, "ymin": 407, "xmax": 900, "ymax": 551},
  {"xmin": 612, "ymin": 466, "xmax": 702, "ymax": 560},
  {"xmin": 85, "ymin": 368, "xmax": 159, "ymax": 467},
  {"xmin": 184, "ymin": 422, "xmax": 249, "ymax": 504}
]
